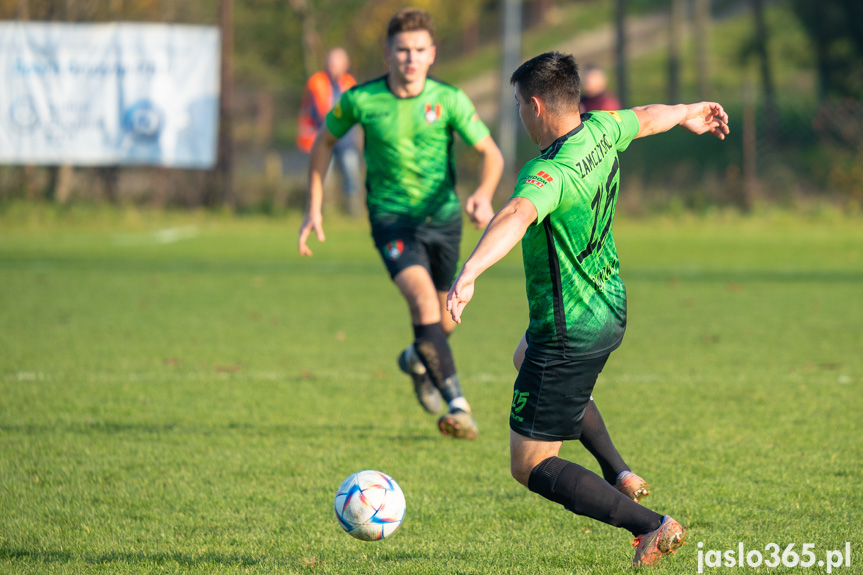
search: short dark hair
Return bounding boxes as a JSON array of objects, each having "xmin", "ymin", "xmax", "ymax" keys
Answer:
[
  {"xmin": 510, "ymin": 52, "xmax": 580, "ymax": 114},
  {"xmin": 387, "ymin": 8, "xmax": 436, "ymax": 45}
]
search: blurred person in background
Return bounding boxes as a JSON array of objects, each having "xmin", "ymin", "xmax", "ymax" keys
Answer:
[
  {"xmin": 579, "ymin": 65, "xmax": 621, "ymax": 113},
  {"xmin": 298, "ymin": 8, "xmax": 504, "ymax": 440},
  {"xmin": 297, "ymin": 47, "xmax": 363, "ymax": 216}
]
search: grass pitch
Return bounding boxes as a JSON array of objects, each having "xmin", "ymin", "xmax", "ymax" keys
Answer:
[{"xmin": 1, "ymin": 207, "xmax": 861, "ymax": 574}]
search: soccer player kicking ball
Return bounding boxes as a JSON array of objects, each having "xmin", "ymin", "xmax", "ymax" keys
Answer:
[
  {"xmin": 298, "ymin": 9, "xmax": 504, "ymax": 439},
  {"xmin": 447, "ymin": 52, "xmax": 729, "ymax": 567}
]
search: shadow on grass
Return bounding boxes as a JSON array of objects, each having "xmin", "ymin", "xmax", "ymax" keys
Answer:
[
  {"xmin": 622, "ymin": 268, "xmax": 863, "ymax": 283},
  {"xmin": 0, "ymin": 422, "xmax": 444, "ymax": 442},
  {"xmin": 484, "ymin": 266, "xmax": 863, "ymax": 284},
  {"xmin": 0, "ymin": 547, "xmax": 267, "ymax": 567},
  {"xmin": 0, "ymin": 255, "xmax": 383, "ymax": 278}
]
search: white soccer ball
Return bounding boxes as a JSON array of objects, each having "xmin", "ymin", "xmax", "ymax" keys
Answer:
[{"xmin": 334, "ymin": 470, "xmax": 406, "ymax": 541}]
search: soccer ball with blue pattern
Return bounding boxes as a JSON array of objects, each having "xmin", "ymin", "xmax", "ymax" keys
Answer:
[{"xmin": 334, "ymin": 470, "xmax": 406, "ymax": 541}]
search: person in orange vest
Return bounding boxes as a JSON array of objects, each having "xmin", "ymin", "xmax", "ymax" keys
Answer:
[{"xmin": 297, "ymin": 47, "xmax": 363, "ymax": 215}]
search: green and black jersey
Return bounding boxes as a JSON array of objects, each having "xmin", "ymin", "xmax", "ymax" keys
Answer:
[
  {"xmin": 326, "ymin": 76, "xmax": 490, "ymax": 226},
  {"xmin": 512, "ymin": 109, "xmax": 640, "ymax": 359}
]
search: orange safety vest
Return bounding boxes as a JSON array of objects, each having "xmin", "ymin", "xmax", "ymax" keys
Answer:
[{"xmin": 297, "ymin": 71, "xmax": 356, "ymax": 153}]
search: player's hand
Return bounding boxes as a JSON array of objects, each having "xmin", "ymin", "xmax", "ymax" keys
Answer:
[
  {"xmin": 681, "ymin": 102, "xmax": 730, "ymax": 140},
  {"xmin": 298, "ymin": 211, "xmax": 325, "ymax": 257},
  {"xmin": 465, "ymin": 195, "xmax": 494, "ymax": 230},
  {"xmin": 446, "ymin": 273, "xmax": 475, "ymax": 324}
]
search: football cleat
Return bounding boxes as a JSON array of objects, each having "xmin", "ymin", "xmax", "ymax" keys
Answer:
[
  {"xmin": 437, "ymin": 409, "xmax": 479, "ymax": 440},
  {"xmin": 615, "ymin": 470, "xmax": 650, "ymax": 503},
  {"xmin": 398, "ymin": 346, "xmax": 442, "ymax": 414},
  {"xmin": 631, "ymin": 515, "xmax": 686, "ymax": 567}
]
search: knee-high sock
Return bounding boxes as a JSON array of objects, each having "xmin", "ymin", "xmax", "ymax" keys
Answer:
[
  {"xmin": 580, "ymin": 400, "xmax": 629, "ymax": 484},
  {"xmin": 528, "ymin": 456, "xmax": 662, "ymax": 536},
  {"xmin": 413, "ymin": 323, "xmax": 462, "ymax": 402}
]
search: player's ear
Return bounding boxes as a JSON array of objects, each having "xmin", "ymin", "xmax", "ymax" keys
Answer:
[
  {"xmin": 429, "ymin": 44, "xmax": 436, "ymax": 65},
  {"xmin": 530, "ymin": 96, "xmax": 542, "ymax": 118}
]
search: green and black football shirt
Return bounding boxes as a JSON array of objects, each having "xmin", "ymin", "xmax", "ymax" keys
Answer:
[
  {"xmin": 512, "ymin": 109, "xmax": 640, "ymax": 359},
  {"xmin": 326, "ymin": 76, "xmax": 490, "ymax": 226}
]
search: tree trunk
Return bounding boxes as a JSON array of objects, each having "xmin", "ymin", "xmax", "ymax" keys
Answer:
[
  {"xmin": 751, "ymin": 0, "xmax": 779, "ymax": 143},
  {"xmin": 54, "ymin": 165, "xmax": 74, "ymax": 204},
  {"xmin": 162, "ymin": 0, "xmax": 176, "ymax": 22},
  {"xmin": 693, "ymin": 0, "xmax": 710, "ymax": 99},
  {"xmin": 206, "ymin": 0, "xmax": 234, "ymax": 207},
  {"xmin": 742, "ymin": 81, "xmax": 757, "ymax": 211},
  {"xmin": 97, "ymin": 166, "xmax": 119, "ymax": 203},
  {"xmin": 256, "ymin": 87, "xmax": 274, "ymax": 148},
  {"xmin": 288, "ymin": 0, "xmax": 323, "ymax": 79},
  {"xmin": 668, "ymin": 0, "xmax": 685, "ymax": 103},
  {"xmin": 534, "ymin": 0, "xmax": 553, "ymax": 26},
  {"xmin": 461, "ymin": 17, "xmax": 479, "ymax": 55},
  {"xmin": 615, "ymin": 0, "xmax": 627, "ymax": 108}
]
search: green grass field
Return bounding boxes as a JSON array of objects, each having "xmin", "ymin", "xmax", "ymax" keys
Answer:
[{"xmin": 1, "ymin": 207, "xmax": 861, "ymax": 574}]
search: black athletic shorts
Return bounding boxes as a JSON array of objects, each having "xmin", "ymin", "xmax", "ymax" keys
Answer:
[
  {"xmin": 510, "ymin": 348, "xmax": 610, "ymax": 441},
  {"xmin": 371, "ymin": 218, "xmax": 462, "ymax": 291}
]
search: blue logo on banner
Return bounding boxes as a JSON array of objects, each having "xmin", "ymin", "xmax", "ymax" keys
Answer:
[
  {"xmin": 123, "ymin": 100, "xmax": 163, "ymax": 140},
  {"xmin": 9, "ymin": 96, "xmax": 40, "ymax": 131}
]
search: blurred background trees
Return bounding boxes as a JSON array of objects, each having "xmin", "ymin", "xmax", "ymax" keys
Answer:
[{"xmin": 0, "ymin": 0, "xmax": 860, "ymax": 212}]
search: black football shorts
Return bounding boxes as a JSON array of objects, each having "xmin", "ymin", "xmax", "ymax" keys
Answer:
[
  {"xmin": 371, "ymin": 218, "xmax": 462, "ymax": 292},
  {"xmin": 510, "ymin": 348, "xmax": 611, "ymax": 441}
]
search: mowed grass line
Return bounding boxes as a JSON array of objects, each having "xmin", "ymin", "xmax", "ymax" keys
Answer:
[{"xmin": 0, "ymin": 210, "xmax": 860, "ymax": 574}]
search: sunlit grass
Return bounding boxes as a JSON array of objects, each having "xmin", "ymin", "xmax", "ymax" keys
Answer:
[{"xmin": 1, "ymin": 209, "xmax": 860, "ymax": 573}]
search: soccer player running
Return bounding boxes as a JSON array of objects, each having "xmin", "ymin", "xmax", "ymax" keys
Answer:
[
  {"xmin": 447, "ymin": 52, "xmax": 729, "ymax": 566},
  {"xmin": 298, "ymin": 9, "xmax": 504, "ymax": 439}
]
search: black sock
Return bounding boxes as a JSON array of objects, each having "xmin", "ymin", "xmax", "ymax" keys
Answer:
[
  {"xmin": 580, "ymin": 400, "xmax": 629, "ymax": 485},
  {"xmin": 528, "ymin": 456, "xmax": 662, "ymax": 536},
  {"xmin": 413, "ymin": 323, "xmax": 462, "ymax": 403}
]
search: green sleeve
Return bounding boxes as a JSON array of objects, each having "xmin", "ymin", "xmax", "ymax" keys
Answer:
[
  {"xmin": 511, "ymin": 160, "xmax": 562, "ymax": 225},
  {"xmin": 450, "ymin": 88, "xmax": 490, "ymax": 146},
  {"xmin": 590, "ymin": 109, "xmax": 640, "ymax": 152},
  {"xmin": 325, "ymin": 90, "xmax": 358, "ymax": 139}
]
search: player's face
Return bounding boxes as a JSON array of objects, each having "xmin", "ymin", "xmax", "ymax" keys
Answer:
[
  {"xmin": 514, "ymin": 86, "xmax": 540, "ymax": 144},
  {"xmin": 386, "ymin": 30, "xmax": 436, "ymax": 86}
]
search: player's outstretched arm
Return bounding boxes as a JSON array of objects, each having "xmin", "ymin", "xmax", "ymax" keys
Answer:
[
  {"xmin": 464, "ymin": 135, "xmax": 504, "ymax": 230},
  {"xmin": 298, "ymin": 128, "xmax": 338, "ymax": 257},
  {"xmin": 632, "ymin": 102, "xmax": 729, "ymax": 140},
  {"xmin": 447, "ymin": 196, "xmax": 537, "ymax": 324}
]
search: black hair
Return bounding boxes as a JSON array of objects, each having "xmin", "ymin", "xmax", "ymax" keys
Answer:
[{"xmin": 510, "ymin": 51, "xmax": 580, "ymax": 114}]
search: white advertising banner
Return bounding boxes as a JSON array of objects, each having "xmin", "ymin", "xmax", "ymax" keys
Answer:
[{"xmin": 0, "ymin": 22, "xmax": 220, "ymax": 168}]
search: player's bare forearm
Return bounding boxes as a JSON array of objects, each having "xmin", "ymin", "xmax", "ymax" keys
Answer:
[
  {"xmin": 632, "ymin": 104, "xmax": 687, "ymax": 138},
  {"xmin": 461, "ymin": 197, "xmax": 535, "ymax": 279},
  {"xmin": 472, "ymin": 135, "xmax": 504, "ymax": 202},
  {"xmin": 298, "ymin": 128, "xmax": 337, "ymax": 256},
  {"xmin": 464, "ymin": 136, "xmax": 504, "ymax": 229},
  {"xmin": 448, "ymin": 197, "xmax": 537, "ymax": 323},
  {"xmin": 633, "ymin": 102, "xmax": 729, "ymax": 140},
  {"xmin": 306, "ymin": 128, "xmax": 338, "ymax": 216}
]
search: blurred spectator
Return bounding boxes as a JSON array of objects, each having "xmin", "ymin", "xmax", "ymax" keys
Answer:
[
  {"xmin": 297, "ymin": 48, "xmax": 363, "ymax": 216},
  {"xmin": 580, "ymin": 66, "xmax": 621, "ymax": 113}
]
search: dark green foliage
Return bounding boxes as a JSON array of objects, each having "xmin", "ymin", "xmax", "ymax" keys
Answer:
[{"xmin": 791, "ymin": 0, "xmax": 863, "ymax": 99}]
